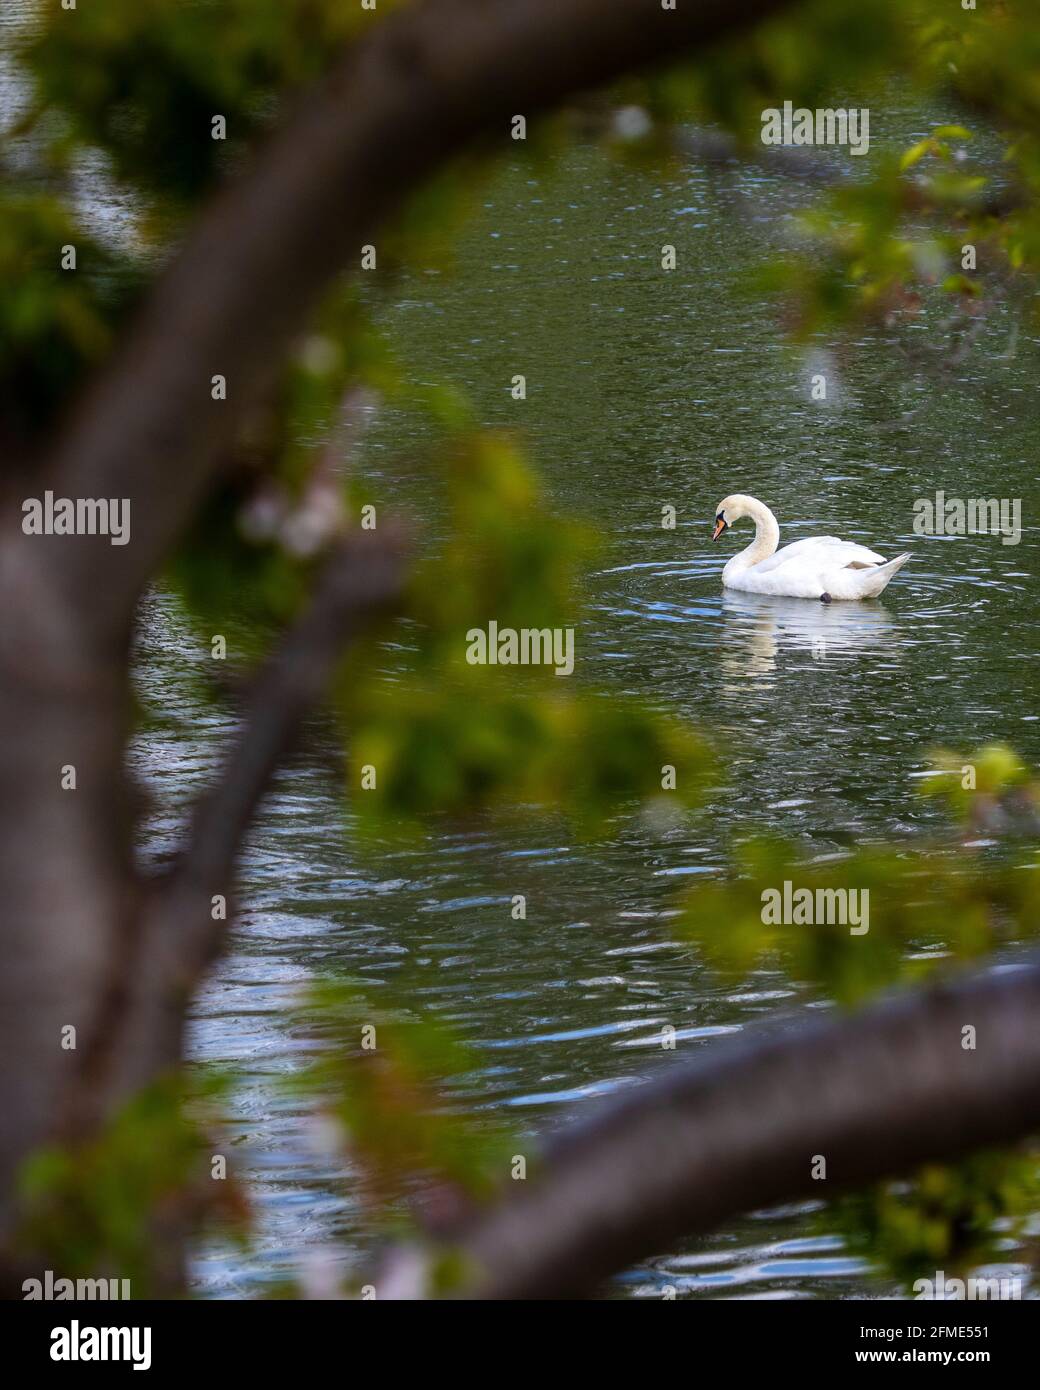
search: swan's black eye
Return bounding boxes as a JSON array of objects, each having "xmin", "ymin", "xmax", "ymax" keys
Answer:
[{"xmin": 716, "ymin": 513, "xmax": 725, "ymax": 524}]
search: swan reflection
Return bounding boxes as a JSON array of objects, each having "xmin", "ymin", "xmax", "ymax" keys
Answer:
[{"xmin": 720, "ymin": 589, "xmax": 900, "ymax": 681}]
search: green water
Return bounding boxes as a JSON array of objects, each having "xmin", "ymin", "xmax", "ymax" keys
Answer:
[{"xmin": 157, "ymin": 120, "xmax": 1039, "ymax": 1297}]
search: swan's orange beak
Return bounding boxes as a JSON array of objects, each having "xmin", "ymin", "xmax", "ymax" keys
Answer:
[{"xmin": 712, "ymin": 517, "xmax": 727, "ymax": 542}]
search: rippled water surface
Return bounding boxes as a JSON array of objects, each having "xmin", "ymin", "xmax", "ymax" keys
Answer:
[
  {"xmin": 172, "ymin": 132, "xmax": 1039, "ymax": 1297},
  {"xmin": 6, "ymin": 1, "xmax": 1039, "ymax": 1297}
]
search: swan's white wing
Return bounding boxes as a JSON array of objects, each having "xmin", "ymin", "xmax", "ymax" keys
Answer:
[{"xmin": 752, "ymin": 536, "xmax": 886, "ymax": 575}]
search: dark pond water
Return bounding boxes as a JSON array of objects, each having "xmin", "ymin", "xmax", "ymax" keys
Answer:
[
  {"xmin": 5, "ymin": 1, "xmax": 1039, "ymax": 1298},
  {"xmin": 177, "ymin": 129, "xmax": 1039, "ymax": 1298}
]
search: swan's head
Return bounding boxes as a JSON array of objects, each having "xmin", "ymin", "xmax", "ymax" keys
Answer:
[{"xmin": 712, "ymin": 494, "xmax": 753, "ymax": 542}]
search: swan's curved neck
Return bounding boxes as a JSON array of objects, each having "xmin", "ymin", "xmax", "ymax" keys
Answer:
[{"xmin": 730, "ymin": 499, "xmax": 780, "ymax": 571}]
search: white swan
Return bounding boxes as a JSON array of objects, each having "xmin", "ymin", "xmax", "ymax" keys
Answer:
[{"xmin": 712, "ymin": 494, "xmax": 910, "ymax": 601}]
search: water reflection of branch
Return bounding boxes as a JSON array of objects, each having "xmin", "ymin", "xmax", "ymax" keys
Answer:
[
  {"xmin": 668, "ymin": 120, "xmax": 1023, "ymax": 437},
  {"xmin": 875, "ymin": 288, "xmax": 1015, "ymax": 434},
  {"xmin": 672, "ymin": 125, "xmax": 1025, "ymax": 219}
]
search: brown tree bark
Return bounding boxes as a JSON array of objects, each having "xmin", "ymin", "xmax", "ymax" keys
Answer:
[{"xmin": 422, "ymin": 958, "xmax": 1040, "ymax": 1298}]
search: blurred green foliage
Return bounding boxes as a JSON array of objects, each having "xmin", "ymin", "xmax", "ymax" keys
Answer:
[
  {"xmin": 292, "ymin": 978, "xmax": 520, "ymax": 1218},
  {"xmin": 678, "ymin": 744, "xmax": 1040, "ymax": 1006},
  {"xmin": 629, "ymin": 0, "xmax": 1040, "ymax": 335},
  {"xmin": 20, "ymin": 0, "xmax": 411, "ymax": 206},
  {"xmin": 16, "ymin": 1071, "xmax": 245, "ymax": 1295},
  {"xmin": 6, "ymin": 0, "xmax": 1040, "ymax": 1299},
  {"xmin": 833, "ymin": 1151, "xmax": 1040, "ymax": 1286},
  {"xmin": 165, "ymin": 285, "xmax": 398, "ymax": 652},
  {"xmin": 674, "ymin": 746, "xmax": 1040, "ymax": 1287},
  {"xmin": 918, "ymin": 742, "xmax": 1035, "ymax": 827},
  {"xmin": 0, "ymin": 191, "xmax": 136, "ymax": 450},
  {"xmin": 340, "ymin": 431, "xmax": 712, "ymax": 831},
  {"xmin": 677, "ymin": 844, "xmax": 1039, "ymax": 1009}
]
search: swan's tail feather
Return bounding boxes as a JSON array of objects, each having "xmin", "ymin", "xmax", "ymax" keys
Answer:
[{"xmin": 863, "ymin": 552, "xmax": 911, "ymax": 597}]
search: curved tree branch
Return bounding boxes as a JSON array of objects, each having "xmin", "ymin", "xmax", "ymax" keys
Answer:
[
  {"xmin": 173, "ymin": 526, "xmax": 408, "ymax": 950},
  {"xmin": 379, "ymin": 957, "xmax": 1040, "ymax": 1298},
  {"xmin": 40, "ymin": 0, "xmax": 799, "ymax": 643},
  {"xmin": 75, "ymin": 524, "xmax": 410, "ymax": 1118}
]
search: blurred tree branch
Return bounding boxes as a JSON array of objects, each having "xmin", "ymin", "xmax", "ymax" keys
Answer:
[
  {"xmin": 74, "ymin": 525, "xmax": 411, "ymax": 1122},
  {"xmin": 171, "ymin": 526, "xmax": 408, "ymax": 972},
  {"xmin": 382, "ymin": 956, "xmax": 1040, "ymax": 1297}
]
